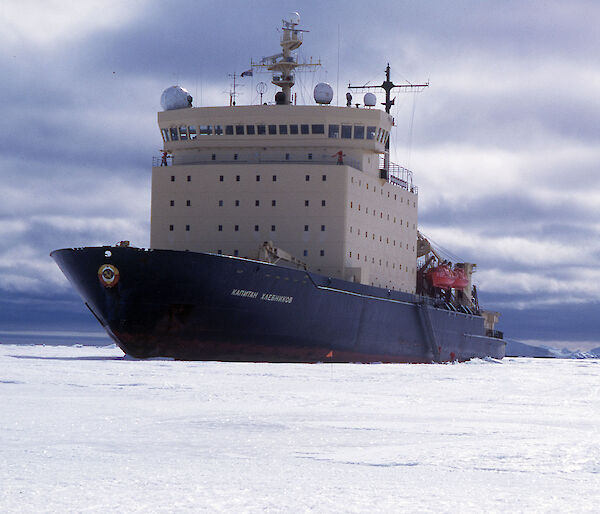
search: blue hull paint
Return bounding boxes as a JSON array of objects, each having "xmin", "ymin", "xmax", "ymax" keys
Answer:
[{"xmin": 51, "ymin": 246, "xmax": 505, "ymax": 362}]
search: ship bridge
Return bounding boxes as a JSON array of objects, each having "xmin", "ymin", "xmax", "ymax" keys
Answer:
[{"xmin": 152, "ymin": 103, "xmax": 419, "ymax": 293}]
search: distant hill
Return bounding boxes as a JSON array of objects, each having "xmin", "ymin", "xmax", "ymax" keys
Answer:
[{"xmin": 505, "ymin": 339, "xmax": 600, "ymax": 359}]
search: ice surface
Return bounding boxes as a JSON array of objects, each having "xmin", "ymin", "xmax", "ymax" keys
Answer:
[{"xmin": 1, "ymin": 344, "xmax": 599, "ymax": 512}]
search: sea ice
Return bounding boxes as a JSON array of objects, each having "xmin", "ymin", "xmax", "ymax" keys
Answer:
[{"xmin": 1, "ymin": 344, "xmax": 598, "ymax": 512}]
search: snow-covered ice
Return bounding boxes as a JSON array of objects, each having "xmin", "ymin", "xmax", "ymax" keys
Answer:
[{"xmin": 1, "ymin": 344, "xmax": 599, "ymax": 512}]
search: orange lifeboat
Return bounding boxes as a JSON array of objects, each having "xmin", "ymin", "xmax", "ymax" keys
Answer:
[
  {"xmin": 427, "ymin": 265, "xmax": 455, "ymax": 289},
  {"xmin": 452, "ymin": 268, "xmax": 469, "ymax": 289}
]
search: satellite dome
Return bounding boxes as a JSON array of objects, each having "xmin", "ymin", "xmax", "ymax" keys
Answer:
[
  {"xmin": 160, "ymin": 86, "xmax": 193, "ymax": 111},
  {"xmin": 288, "ymin": 12, "xmax": 300, "ymax": 25},
  {"xmin": 314, "ymin": 82, "xmax": 333, "ymax": 104},
  {"xmin": 364, "ymin": 92, "xmax": 376, "ymax": 107}
]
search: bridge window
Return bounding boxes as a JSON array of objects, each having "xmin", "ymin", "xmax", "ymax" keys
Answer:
[
  {"xmin": 257, "ymin": 124, "xmax": 266, "ymax": 135},
  {"xmin": 354, "ymin": 126, "xmax": 364, "ymax": 139},
  {"xmin": 188, "ymin": 126, "xmax": 197, "ymax": 140},
  {"xmin": 328, "ymin": 124, "xmax": 339, "ymax": 138},
  {"xmin": 235, "ymin": 125, "xmax": 244, "ymax": 135},
  {"xmin": 290, "ymin": 124, "xmax": 298, "ymax": 134},
  {"xmin": 179, "ymin": 126, "xmax": 188, "ymax": 140},
  {"xmin": 279, "ymin": 125, "xmax": 288, "ymax": 134},
  {"xmin": 214, "ymin": 125, "xmax": 223, "ymax": 135},
  {"xmin": 301, "ymin": 124, "xmax": 309, "ymax": 134},
  {"xmin": 268, "ymin": 124, "xmax": 277, "ymax": 135},
  {"xmin": 169, "ymin": 128, "xmax": 178, "ymax": 141},
  {"xmin": 246, "ymin": 125, "xmax": 255, "ymax": 135},
  {"xmin": 225, "ymin": 125, "xmax": 234, "ymax": 135},
  {"xmin": 161, "ymin": 128, "xmax": 169, "ymax": 142},
  {"xmin": 366, "ymin": 126, "xmax": 376, "ymax": 140},
  {"xmin": 311, "ymin": 124, "xmax": 324, "ymax": 134},
  {"xmin": 341, "ymin": 125, "xmax": 352, "ymax": 138}
]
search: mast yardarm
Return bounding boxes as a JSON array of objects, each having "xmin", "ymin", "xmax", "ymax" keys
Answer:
[{"xmin": 250, "ymin": 12, "xmax": 320, "ymax": 104}]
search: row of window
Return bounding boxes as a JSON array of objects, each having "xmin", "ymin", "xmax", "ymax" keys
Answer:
[
  {"xmin": 169, "ymin": 171, "xmax": 326, "ymax": 182},
  {"xmin": 212, "ymin": 249, "xmax": 325, "ymax": 258},
  {"xmin": 171, "ymin": 199, "xmax": 328, "ymax": 207},
  {"xmin": 349, "ymin": 227, "xmax": 408, "ymax": 248},
  {"xmin": 348, "ymin": 251, "xmax": 415, "ymax": 272},
  {"xmin": 167, "ymin": 173, "xmax": 414, "ymax": 208},
  {"xmin": 218, "ymin": 174, "xmax": 327, "ymax": 183},
  {"xmin": 349, "ymin": 203, "xmax": 416, "ymax": 228},
  {"xmin": 351, "ymin": 176, "xmax": 416, "ymax": 203},
  {"xmin": 161, "ymin": 124, "xmax": 388, "ymax": 144},
  {"xmin": 168, "ymin": 224, "xmax": 328, "ymax": 232}
]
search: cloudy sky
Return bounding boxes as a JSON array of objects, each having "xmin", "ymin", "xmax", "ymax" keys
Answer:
[{"xmin": 1, "ymin": 0, "xmax": 598, "ymax": 349}]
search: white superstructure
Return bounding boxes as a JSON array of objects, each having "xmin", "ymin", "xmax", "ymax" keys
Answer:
[{"xmin": 151, "ymin": 14, "xmax": 419, "ymax": 293}]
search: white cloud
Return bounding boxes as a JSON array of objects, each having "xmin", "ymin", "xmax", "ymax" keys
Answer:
[{"xmin": 1, "ymin": 0, "xmax": 144, "ymax": 49}]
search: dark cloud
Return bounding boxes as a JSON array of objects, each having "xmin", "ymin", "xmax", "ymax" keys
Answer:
[{"xmin": 1, "ymin": 0, "xmax": 599, "ymax": 347}]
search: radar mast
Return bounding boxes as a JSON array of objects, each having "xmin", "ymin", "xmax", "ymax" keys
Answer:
[{"xmin": 250, "ymin": 13, "xmax": 320, "ymax": 104}]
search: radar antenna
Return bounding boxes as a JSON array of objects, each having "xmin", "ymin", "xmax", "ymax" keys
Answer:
[
  {"xmin": 348, "ymin": 63, "xmax": 428, "ymax": 114},
  {"xmin": 348, "ymin": 64, "xmax": 428, "ymax": 175},
  {"xmin": 256, "ymin": 82, "xmax": 267, "ymax": 104},
  {"xmin": 227, "ymin": 72, "xmax": 243, "ymax": 106},
  {"xmin": 249, "ymin": 13, "xmax": 320, "ymax": 104}
]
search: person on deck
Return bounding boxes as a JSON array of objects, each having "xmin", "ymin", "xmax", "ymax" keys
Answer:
[
  {"xmin": 161, "ymin": 150, "xmax": 169, "ymax": 166},
  {"xmin": 332, "ymin": 150, "xmax": 345, "ymax": 165}
]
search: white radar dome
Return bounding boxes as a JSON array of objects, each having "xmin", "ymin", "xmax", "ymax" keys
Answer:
[
  {"xmin": 364, "ymin": 92, "xmax": 377, "ymax": 107},
  {"xmin": 314, "ymin": 82, "xmax": 334, "ymax": 104},
  {"xmin": 288, "ymin": 12, "xmax": 300, "ymax": 25},
  {"xmin": 160, "ymin": 86, "xmax": 193, "ymax": 111}
]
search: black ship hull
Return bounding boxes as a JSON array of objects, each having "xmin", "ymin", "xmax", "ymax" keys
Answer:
[{"xmin": 51, "ymin": 246, "xmax": 505, "ymax": 362}]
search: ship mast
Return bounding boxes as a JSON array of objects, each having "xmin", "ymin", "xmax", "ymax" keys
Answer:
[
  {"xmin": 348, "ymin": 65, "xmax": 428, "ymax": 174},
  {"xmin": 250, "ymin": 13, "xmax": 320, "ymax": 105}
]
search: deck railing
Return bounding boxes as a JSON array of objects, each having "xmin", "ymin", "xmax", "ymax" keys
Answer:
[
  {"xmin": 153, "ymin": 154, "xmax": 363, "ymax": 171},
  {"xmin": 379, "ymin": 156, "xmax": 417, "ymax": 194}
]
